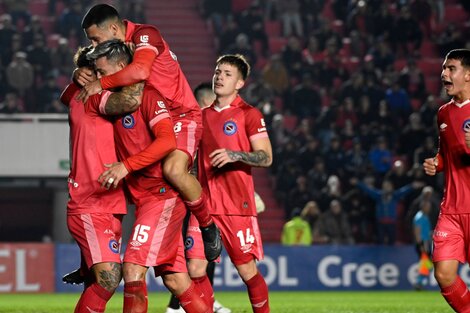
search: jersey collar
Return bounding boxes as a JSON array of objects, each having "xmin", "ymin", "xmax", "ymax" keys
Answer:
[
  {"xmin": 123, "ymin": 20, "xmax": 135, "ymax": 42},
  {"xmin": 213, "ymin": 95, "xmax": 242, "ymax": 112},
  {"xmin": 451, "ymin": 98, "xmax": 470, "ymax": 108}
]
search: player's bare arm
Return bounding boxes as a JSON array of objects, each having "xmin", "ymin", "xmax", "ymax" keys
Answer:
[
  {"xmin": 210, "ymin": 138, "xmax": 273, "ymax": 168},
  {"xmin": 105, "ymin": 82, "xmax": 144, "ymax": 115},
  {"xmin": 76, "ymin": 79, "xmax": 103, "ymax": 103}
]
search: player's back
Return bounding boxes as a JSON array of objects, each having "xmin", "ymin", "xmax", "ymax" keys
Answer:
[
  {"xmin": 126, "ymin": 21, "xmax": 200, "ymax": 117},
  {"xmin": 61, "ymin": 84, "xmax": 126, "ymax": 214}
]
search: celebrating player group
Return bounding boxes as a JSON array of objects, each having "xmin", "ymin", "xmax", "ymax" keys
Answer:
[{"xmin": 60, "ymin": 3, "xmax": 272, "ymax": 313}]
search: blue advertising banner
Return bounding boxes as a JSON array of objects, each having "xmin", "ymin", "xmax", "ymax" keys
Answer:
[{"xmin": 54, "ymin": 244, "xmax": 463, "ymax": 292}]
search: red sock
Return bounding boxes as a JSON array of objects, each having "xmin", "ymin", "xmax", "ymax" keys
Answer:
[
  {"xmin": 74, "ymin": 283, "xmax": 113, "ymax": 313},
  {"xmin": 441, "ymin": 276, "xmax": 470, "ymax": 313},
  {"xmin": 185, "ymin": 192, "xmax": 212, "ymax": 227},
  {"xmin": 177, "ymin": 281, "xmax": 211, "ymax": 313},
  {"xmin": 124, "ymin": 280, "xmax": 148, "ymax": 313},
  {"xmin": 192, "ymin": 275, "xmax": 214, "ymax": 309},
  {"xmin": 245, "ymin": 272, "xmax": 270, "ymax": 313}
]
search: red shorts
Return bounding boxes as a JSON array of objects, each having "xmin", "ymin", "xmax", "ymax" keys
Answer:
[
  {"xmin": 432, "ymin": 213, "xmax": 470, "ymax": 263},
  {"xmin": 123, "ymin": 195, "xmax": 187, "ymax": 269},
  {"xmin": 173, "ymin": 113, "xmax": 202, "ymax": 165},
  {"xmin": 186, "ymin": 214, "xmax": 264, "ymax": 265},
  {"xmin": 67, "ymin": 213, "xmax": 123, "ymax": 269}
]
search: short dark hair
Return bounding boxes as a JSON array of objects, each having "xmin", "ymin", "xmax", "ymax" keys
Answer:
[
  {"xmin": 73, "ymin": 45, "xmax": 94, "ymax": 68},
  {"xmin": 81, "ymin": 4, "xmax": 120, "ymax": 29},
  {"xmin": 86, "ymin": 39, "xmax": 132, "ymax": 65},
  {"xmin": 193, "ymin": 82, "xmax": 212, "ymax": 98},
  {"xmin": 216, "ymin": 54, "xmax": 250, "ymax": 80},
  {"xmin": 445, "ymin": 49, "xmax": 470, "ymax": 68}
]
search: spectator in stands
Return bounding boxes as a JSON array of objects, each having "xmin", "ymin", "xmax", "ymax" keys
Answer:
[
  {"xmin": 436, "ymin": 23, "xmax": 464, "ymax": 58},
  {"xmin": 200, "ymin": 0, "xmax": 232, "ymax": 36},
  {"xmin": 2, "ymin": 32, "xmax": 21, "ymax": 66},
  {"xmin": 285, "ymin": 175, "xmax": 314, "ymax": 218},
  {"xmin": 385, "ymin": 159, "xmax": 412, "ymax": 189},
  {"xmin": 281, "ymin": 207, "xmax": 312, "ymax": 245},
  {"xmin": 0, "ymin": 14, "xmax": 18, "ymax": 64},
  {"xmin": 217, "ymin": 15, "xmax": 240, "ymax": 54},
  {"xmin": 414, "ymin": 136, "xmax": 437, "ymax": 166},
  {"xmin": 317, "ymin": 174, "xmax": 342, "ymax": 211},
  {"xmin": 278, "ymin": 0, "xmax": 303, "ymax": 37},
  {"xmin": 354, "ymin": 177, "xmax": 422, "ymax": 245},
  {"xmin": 22, "ymin": 15, "xmax": 44, "ymax": 48},
  {"xmin": 385, "ymin": 80, "xmax": 412, "ymax": 126},
  {"xmin": 49, "ymin": 37, "xmax": 74, "ymax": 77},
  {"xmin": 287, "ymin": 73, "xmax": 322, "ymax": 119},
  {"xmin": 269, "ymin": 113, "xmax": 291, "ymax": 153},
  {"xmin": 225, "ymin": 33, "xmax": 257, "ymax": 67},
  {"xmin": 399, "ymin": 58, "xmax": 426, "ymax": 102},
  {"xmin": 369, "ymin": 38, "xmax": 395, "ymax": 73},
  {"xmin": 300, "ymin": 200, "xmax": 321, "ymax": 232},
  {"xmin": 37, "ymin": 74, "xmax": 61, "ymax": 112},
  {"xmin": 26, "ymin": 34, "xmax": 52, "ymax": 84},
  {"xmin": 3, "ymin": 0, "xmax": 30, "ymax": 27},
  {"xmin": 339, "ymin": 72, "xmax": 365, "ymax": 106},
  {"xmin": 0, "ymin": 92, "xmax": 24, "ymax": 113},
  {"xmin": 368, "ymin": 135, "xmax": 393, "ymax": 178},
  {"xmin": 409, "ymin": 0, "xmax": 433, "ymax": 39},
  {"xmin": 281, "ymin": 36, "xmax": 303, "ymax": 80},
  {"xmin": 262, "ymin": 54, "xmax": 289, "ymax": 97},
  {"xmin": 44, "ymin": 98, "xmax": 67, "ymax": 113},
  {"xmin": 123, "ymin": 0, "xmax": 147, "ymax": 24},
  {"xmin": 58, "ymin": 1, "xmax": 84, "ymax": 45},
  {"xmin": 390, "ymin": 5, "xmax": 423, "ymax": 57},
  {"xmin": 370, "ymin": 3, "xmax": 394, "ymax": 41},
  {"xmin": 343, "ymin": 188, "xmax": 375, "ymax": 243},
  {"xmin": 238, "ymin": 2, "xmax": 269, "ymax": 57},
  {"xmin": 6, "ymin": 51, "xmax": 33, "ymax": 106},
  {"xmin": 398, "ymin": 113, "xmax": 427, "ymax": 163},
  {"xmin": 419, "ymin": 94, "xmax": 440, "ymax": 131},
  {"xmin": 316, "ymin": 199, "xmax": 354, "ymax": 244},
  {"xmin": 344, "ymin": 137, "xmax": 368, "ymax": 178},
  {"xmin": 297, "ymin": 136, "xmax": 321, "ymax": 172},
  {"xmin": 243, "ymin": 72, "xmax": 275, "ymax": 106}
]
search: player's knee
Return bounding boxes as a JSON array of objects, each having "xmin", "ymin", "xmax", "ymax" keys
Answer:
[
  {"xmin": 94, "ymin": 262, "xmax": 122, "ymax": 291},
  {"xmin": 163, "ymin": 273, "xmax": 190, "ymax": 295},
  {"xmin": 163, "ymin": 159, "xmax": 186, "ymax": 186},
  {"xmin": 434, "ymin": 268, "xmax": 457, "ymax": 287},
  {"xmin": 122, "ymin": 263, "xmax": 146, "ymax": 282},
  {"xmin": 187, "ymin": 261, "xmax": 207, "ymax": 278}
]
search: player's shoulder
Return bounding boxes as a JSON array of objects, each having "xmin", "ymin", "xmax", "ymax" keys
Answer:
[{"xmin": 143, "ymin": 85, "xmax": 166, "ymax": 102}]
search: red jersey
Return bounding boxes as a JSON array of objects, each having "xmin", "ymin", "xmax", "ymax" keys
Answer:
[
  {"xmin": 437, "ymin": 99, "xmax": 470, "ymax": 214},
  {"xmin": 100, "ymin": 20, "xmax": 200, "ymax": 118},
  {"xmin": 198, "ymin": 96, "xmax": 269, "ymax": 216},
  {"xmin": 60, "ymin": 84, "xmax": 126, "ymax": 215},
  {"xmin": 106, "ymin": 86, "xmax": 178, "ymax": 207}
]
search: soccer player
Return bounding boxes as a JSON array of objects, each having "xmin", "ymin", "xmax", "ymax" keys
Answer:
[
  {"xmin": 423, "ymin": 48, "xmax": 470, "ymax": 312},
  {"xmin": 87, "ymin": 39, "xmax": 211, "ymax": 313},
  {"xmin": 60, "ymin": 46, "xmax": 143, "ymax": 313},
  {"xmin": 185, "ymin": 54, "xmax": 272, "ymax": 313},
  {"xmin": 75, "ymin": 3, "xmax": 221, "ymax": 262}
]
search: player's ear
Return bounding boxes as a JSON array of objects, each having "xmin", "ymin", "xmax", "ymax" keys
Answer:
[
  {"xmin": 235, "ymin": 79, "xmax": 245, "ymax": 91},
  {"xmin": 465, "ymin": 68, "xmax": 470, "ymax": 82}
]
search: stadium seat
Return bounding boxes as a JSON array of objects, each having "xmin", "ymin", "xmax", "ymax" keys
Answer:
[
  {"xmin": 331, "ymin": 19, "xmax": 344, "ymax": 35},
  {"xmin": 411, "ymin": 99, "xmax": 422, "ymax": 111},
  {"xmin": 47, "ymin": 34, "xmax": 61, "ymax": 49},
  {"xmin": 264, "ymin": 20, "xmax": 281, "ymax": 37},
  {"xmin": 283, "ymin": 115, "xmax": 298, "ymax": 131},
  {"xmin": 417, "ymin": 59, "xmax": 441, "ymax": 76},
  {"xmin": 268, "ymin": 37, "xmax": 288, "ymax": 54},
  {"xmin": 274, "ymin": 97, "xmax": 283, "ymax": 111},
  {"xmin": 231, "ymin": 0, "xmax": 251, "ymax": 13},
  {"xmin": 40, "ymin": 16, "xmax": 55, "ymax": 34},
  {"xmin": 425, "ymin": 77, "xmax": 442, "ymax": 96},
  {"xmin": 445, "ymin": 5, "xmax": 469, "ymax": 24},
  {"xmin": 420, "ymin": 40, "xmax": 439, "ymax": 58},
  {"xmin": 29, "ymin": 0, "xmax": 48, "ymax": 16}
]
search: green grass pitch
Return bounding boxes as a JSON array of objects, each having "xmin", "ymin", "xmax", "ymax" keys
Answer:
[{"xmin": 0, "ymin": 291, "xmax": 451, "ymax": 313}]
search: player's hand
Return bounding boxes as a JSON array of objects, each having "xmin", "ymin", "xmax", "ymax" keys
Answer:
[
  {"xmin": 125, "ymin": 42, "xmax": 136, "ymax": 54},
  {"xmin": 73, "ymin": 67, "xmax": 95, "ymax": 87},
  {"xmin": 76, "ymin": 80, "xmax": 102, "ymax": 103},
  {"xmin": 423, "ymin": 158, "xmax": 437, "ymax": 176},
  {"xmin": 209, "ymin": 148, "xmax": 241, "ymax": 168},
  {"xmin": 98, "ymin": 162, "xmax": 129, "ymax": 190}
]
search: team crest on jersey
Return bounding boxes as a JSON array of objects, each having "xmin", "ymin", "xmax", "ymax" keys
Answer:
[
  {"xmin": 109, "ymin": 239, "xmax": 119, "ymax": 253},
  {"xmin": 185, "ymin": 236, "xmax": 194, "ymax": 250},
  {"xmin": 122, "ymin": 114, "xmax": 135, "ymax": 129},
  {"xmin": 463, "ymin": 119, "xmax": 470, "ymax": 132},
  {"xmin": 223, "ymin": 120, "xmax": 237, "ymax": 136}
]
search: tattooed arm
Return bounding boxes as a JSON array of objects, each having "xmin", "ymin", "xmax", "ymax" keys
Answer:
[
  {"xmin": 209, "ymin": 137, "xmax": 273, "ymax": 168},
  {"xmin": 104, "ymin": 82, "xmax": 145, "ymax": 115}
]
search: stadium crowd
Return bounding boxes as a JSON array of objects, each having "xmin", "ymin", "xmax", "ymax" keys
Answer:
[{"xmin": 1, "ymin": 0, "xmax": 469, "ymax": 246}]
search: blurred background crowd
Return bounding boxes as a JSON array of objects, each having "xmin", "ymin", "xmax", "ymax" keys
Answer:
[{"xmin": 1, "ymin": 0, "xmax": 469, "ymax": 246}]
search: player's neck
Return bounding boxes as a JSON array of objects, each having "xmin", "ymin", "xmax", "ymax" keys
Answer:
[{"xmin": 215, "ymin": 93, "xmax": 238, "ymax": 109}]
